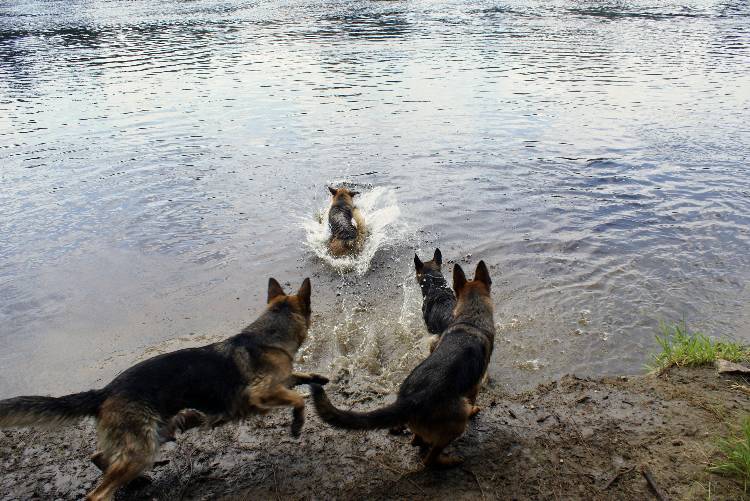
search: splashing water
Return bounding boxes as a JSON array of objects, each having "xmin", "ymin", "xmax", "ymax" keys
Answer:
[
  {"xmin": 303, "ymin": 186, "xmax": 404, "ymax": 275},
  {"xmin": 309, "ymin": 277, "xmax": 433, "ymax": 393}
]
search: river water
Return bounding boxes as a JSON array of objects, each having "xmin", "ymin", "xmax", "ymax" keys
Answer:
[{"xmin": 1, "ymin": 0, "xmax": 749, "ymax": 396}]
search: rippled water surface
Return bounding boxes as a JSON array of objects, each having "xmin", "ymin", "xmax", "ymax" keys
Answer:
[{"xmin": 1, "ymin": 0, "xmax": 749, "ymax": 395}]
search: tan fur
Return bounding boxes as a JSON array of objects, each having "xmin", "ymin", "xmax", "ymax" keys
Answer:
[
  {"xmin": 352, "ymin": 207, "xmax": 367, "ymax": 242},
  {"xmin": 328, "ymin": 239, "xmax": 349, "ymax": 257}
]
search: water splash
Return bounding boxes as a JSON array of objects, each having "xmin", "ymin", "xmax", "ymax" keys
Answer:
[
  {"xmin": 328, "ymin": 278, "xmax": 431, "ymax": 392},
  {"xmin": 303, "ymin": 186, "xmax": 404, "ymax": 275}
]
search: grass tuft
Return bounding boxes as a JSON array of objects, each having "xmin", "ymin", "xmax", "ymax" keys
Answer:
[
  {"xmin": 649, "ymin": 322, "xmax": 749, "ymax": 371},
  {"xmin": 710, "ymin": 417, "xmax": 750, "ymax": 492}
]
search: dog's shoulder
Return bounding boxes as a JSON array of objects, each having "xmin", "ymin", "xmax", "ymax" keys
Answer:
[{"xmin": 222, "ymin": 324, "xmax": 297, "ymax": 379}]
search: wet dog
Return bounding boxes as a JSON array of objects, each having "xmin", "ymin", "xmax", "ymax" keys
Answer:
[
  {"xmin": 414, "ymin": 248, "xmax": 456, "ymax": 339},
  {"xmin": 310, "ymin": 261, "xmax": 495, "ymax": 467},
  {"xmin": 0, "ymin": 278, "xmax": 328, "ymax": 501},
  {"xmin": 327, "ymin": 186, "xmax": 366, "ymax": 256}
]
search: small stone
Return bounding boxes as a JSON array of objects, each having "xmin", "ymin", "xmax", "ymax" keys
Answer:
[{"xmin": 717, "ymin": 359, "xmax": 750, "ymax": 374}]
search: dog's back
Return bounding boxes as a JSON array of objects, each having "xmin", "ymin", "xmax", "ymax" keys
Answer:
[
  {"xmin": 414, "ymin": 249, "xmax": 456, "ymax": 335},
  {"xmin": 398, "ymin": 320, "xmax": 491, "ymax": 413},
  {"xmin": 329, "ymin": 203, "xmax": 357, "ymax": 241},
  {"xmin": 327, "ymin": 186, "xmax": 365, "ymax": 256}
]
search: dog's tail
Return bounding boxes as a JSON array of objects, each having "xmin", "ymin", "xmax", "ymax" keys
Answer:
[
  {"xmin": 309, "ymin": 384, "xmax": 410, "ymax": 430},
  {"xmin": 0, "ymin": 390, "xmax": 106, "ymax": 428}
]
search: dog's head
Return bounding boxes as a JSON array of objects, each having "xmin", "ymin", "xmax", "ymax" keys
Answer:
[
  {"xmin": 414, "ymin": 248, "xmax": 443, "ymax": 283},
  {"xmin": 267, "ymin": 277, "xmax": 312, "ymax": 329},
  {"xmin": 328, "ymin": 186, "xmax": 359, "ymax": 206},
  {"xmin": 452, "ymin": 261, "xmax": 492, "ymax": 311}
]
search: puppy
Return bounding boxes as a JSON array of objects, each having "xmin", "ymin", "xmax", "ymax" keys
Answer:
[
  {"xmin": 0, "ymin": 278, "xmax": 328, "ymax": 501},
  {"xmin": 310, "ymin": 262, "xmax": 495, "ymax": 467}
]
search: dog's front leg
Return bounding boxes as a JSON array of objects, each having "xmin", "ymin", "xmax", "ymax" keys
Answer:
[
  {"xmin": 252, "ymin": 386, "xmax": 306, "ymax": 437},
  {"xmin": 428, "ymin": 335, "xmax": 441, "ymax": 353},
  {"xmin": 288, "ymin": 372, "xmax": 330, "ymax": 387}
]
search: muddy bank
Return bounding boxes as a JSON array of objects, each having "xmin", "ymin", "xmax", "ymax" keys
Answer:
[{"xmin": 1, "ymin": 367, "xmax": 748, "ymax": 500}]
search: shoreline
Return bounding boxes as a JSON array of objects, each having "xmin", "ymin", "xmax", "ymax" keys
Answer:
[{"xmin": 1, "ymin": 366, "xmax": 748, "ymax": 500}]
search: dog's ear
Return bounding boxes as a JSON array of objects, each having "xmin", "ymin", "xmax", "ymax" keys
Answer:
[
  {"xmin": 433, "ymin": 248, "xmax": 442, "ymax": 266},
  {"xmin": 268, "ymin": 278, "xmax": 285, "ymax": 303},
  {"xmin": 349, "ymin": 190, "xmax": 360, "ymax": 197},
  {"xmin": 474, "ymin": 261, "xmax": 492, "ymax": 291},
  {"xmin": 328, "ymin": 186, "xmax": 337, "ymax": 196},
  {"xmin": 297, "ymin": 278, "xmax": 311, "ymax": 310},
  {"xmin": 414, "ymin": 253, "xmax": 423, "ymax": 272},
  {"xmin": 453, "ymin": 264, "xmax": 467, "ymax": 295}
]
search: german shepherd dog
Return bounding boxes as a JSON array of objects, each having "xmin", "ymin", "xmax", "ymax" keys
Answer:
[
  {"xmin": 327, "ymin": 186, "xmax": 366, "ymax": 256},
  {"xmin": 0, "ymin": 278, "xmax": 328, "ymax": 501},
  {"xmin": 310, "ymin": 261, "xmax": 495, "ymax": 467},
  {"xmin": 414, "ymin": 248, "xmax": 456, "ymax": 338}
]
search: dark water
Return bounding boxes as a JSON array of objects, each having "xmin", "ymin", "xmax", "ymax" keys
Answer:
[{"xmin": 1, "ymin": 0, "xmax": 749, "ymax": 396}]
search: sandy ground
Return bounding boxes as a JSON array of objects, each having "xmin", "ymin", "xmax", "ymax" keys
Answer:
[{"xmin": 1, "ymin": 366, "xmax": 749, "ymax": 500}]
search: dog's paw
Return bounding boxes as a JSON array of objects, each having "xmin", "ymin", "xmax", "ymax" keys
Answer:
[{"xmin": 308, "ymin": 374, "xmax": 330, "ymax": 386}]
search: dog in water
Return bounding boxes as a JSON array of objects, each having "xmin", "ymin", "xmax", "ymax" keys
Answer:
[
  {"xmin": 310, "ymin": 261, "xmax": 495, "ymax": 467},
  {"xmin": 414, "ymin": 248, "xmax": 456, "ymax": 340},
  {"xmin": 327, "ymin": 186, "xmax": 366, "ymax": 256},
  {"xmin": 0, "ymin": 278, "xmax": 328, "ymax": 501}
]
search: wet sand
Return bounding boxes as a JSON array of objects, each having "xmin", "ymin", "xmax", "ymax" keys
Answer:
[{"xmin": 1, "ymin": 366, "xmax": 748, "ymax": 500}]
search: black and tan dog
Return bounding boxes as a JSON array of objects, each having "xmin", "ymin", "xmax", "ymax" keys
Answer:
[
  {"xmin": 414, "ymin": 248, "xmax": 456, "ymax": 339},
  {"xmin": 310, "ymin": 261, "xmax": 495, "ymax": 467},
  {"xmin": 0, "ymin": 278, "xmax": 328, "ymax": 501},
  {"xmin": 327, "ymin": 186, "xmax": 366, "ymax": 256}
]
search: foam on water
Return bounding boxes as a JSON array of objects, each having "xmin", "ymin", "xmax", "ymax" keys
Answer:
[{"xmin": 303, "ymin": 186, "xmax": 404, "ymax": 275}]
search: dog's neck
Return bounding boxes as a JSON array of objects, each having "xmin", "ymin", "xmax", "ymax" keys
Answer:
[
  {"xmin": 330, "ymin": 198, "xmax": 353, "ymax": 211},
  {"xmin": 419, "ymin": 269, "xmax": 452, "ymax": 299},
  {"xmin": 239, "ymin": 308, "xmax": 307, "ymax": 356},
  {"xmin": 452, "ymin": 293, "xmax": 495, "ymax": 336}
]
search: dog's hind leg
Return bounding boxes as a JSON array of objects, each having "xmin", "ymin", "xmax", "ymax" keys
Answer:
[
  {"xmin": 157, "ymin": 409, "xmax": 208, "ymax": 443},
  {"xmin": 88, "ymin": 399, "xmax": 159, "ymax": 501},
  {"xmin": 422, "ymin": 438, "xmax": 463, "ymax": 468},
  {"xmin": 420, "ymin": 417, "xmax": 466, "ymax": 468},
  {"xmin": 87, "ymin": 449, "xmax": 154, "ymax": 501},
  {"xmin": 466, "ymin": 384, "xmax": 481, "ymax": 418},
  {"xmin": 352, "ymin": 206, "xmax": 367, "ymax": 250},
  {"xmin": 352, "ymin": 207, "xmax": 365, "ymax": 232}
]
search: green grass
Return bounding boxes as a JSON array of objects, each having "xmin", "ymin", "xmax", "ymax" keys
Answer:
[
  {"xmin": 710, "ymin": 417, "xmax": 750, "ymax": 492},
  {"xmin": 649, "ymin": 322, "xmax": 749, "ymax": 371}
]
